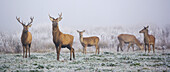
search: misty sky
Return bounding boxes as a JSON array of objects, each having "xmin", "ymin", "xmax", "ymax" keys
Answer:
[{"xmin": 0, "ymin": 0, "xmax": 170, "ymax": 33}]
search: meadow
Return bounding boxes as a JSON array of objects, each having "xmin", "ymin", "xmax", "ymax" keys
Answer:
[
  {"xmin": 0, "ymin": 24, "xmax": 170, "ymax": 72},
  {"xmin": 0, "ymin": 50, "xmax": 169, "ymax": 72}
]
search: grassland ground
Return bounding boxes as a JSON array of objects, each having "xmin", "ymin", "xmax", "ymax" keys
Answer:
[{"xmin": 0, "ymin": 49, "xmax": 169, "ymax": 72}]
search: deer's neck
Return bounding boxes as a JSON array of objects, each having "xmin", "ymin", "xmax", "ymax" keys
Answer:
[
  {"xmin": 52, "ymin": 24, "xmax": 62, "ymax": 44},
  {"xmin": 134, "ymin": 38, "xmax": 142, "ymax": 48},
  {"xmin": 79, "ymin": 35, "xmax": 84, "ymax": 43},
  {"xmin": 143, "ymin": 32, "xmax": 150, "ymax": 42},
  {"xmin": 143, "ymin": 32, "xmax": 149, "ymax": 38},
  {"xmin": 21, "ymin": 31, "xmax": 29, "ymax": 41},
  {"xmin": 53, "ymin": 25, "xmax": 61, "ymax": 35}
]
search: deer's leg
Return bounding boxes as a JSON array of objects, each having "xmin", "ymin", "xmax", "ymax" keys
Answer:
[
  {"xmin": 131, "ymin": 44, "xmax": 134, "ymax": 51},
  {"xmin": 85, "ymin": 45, "xmax": 87, "ymax": 54},
  {"xmin": 95, "ymin": 44, "xmax": 99, "ymax": 54},
  {"xmin": 55, "ymin": 45, "xmax": 58, "ymax": 55},
  {"xmin": 152, "ymin": 44, "xmax": 155, "ymax": 53},
  {"xmin": 57, "ymin": 44, "xmax": 61, "ymax": 61},
  {"xmin": 144, "ymin": 44, "xmax": 147, "ymax": 53},
  {"xmin": 82, "ymin": 46, "xmax": 85, "ymax": 54},
  {"xmin": 83, "ymin": 47, "xmax": 85, "ymax": 54},
  {"xmin": 23, "ymin": 45, "xmax": 25, "ymax": 58},
  {"xmin": 117, "ymin": 44, "xmax": 120, "ymax": 52},
  {"xmin": 148, "ymin": 44, "xmax": 151, "ymax": 53},
  {"xmin": 97, "ymin": 45, "xmax": 100, "ymax": 54},
  {"xmin": 70, "ymin": 48, "xmax": 72, "ymax": 60},
  {"xmin": 117, "ymin": 40, "xmax": 122, "ymax": 52},
  {"xmin": 72, "ymin": 48, "xmax": 75, "ymax": 59},
  {"xmin": 25, "ymin": 45, "xmax": 28, "ymax": 58},
  {"xmin": 55, "ymin": 44, "xmax": 59, "ymax": 60},
  {"xmin": 95, "ymin": 45, "xmax": 97, "ymax": 54},
  {"xmin": 127, "ymin": 43, "xmax": 131, "ymax": 52},
  {"xmin": 68, "ymin": 46, "xmax": 73, "ymax": 60},
  {"xmin": 29, "ymin": 44, "xmax": 31, "ymax": 57},
  {"xmin": 120, "ymin": 41, "xmax": 124, "ymax": 51}
]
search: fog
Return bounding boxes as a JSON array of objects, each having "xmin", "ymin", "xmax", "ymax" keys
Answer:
[{"xmin": 0, "ymin": 0, "xmax": 170, "ymax": 33}]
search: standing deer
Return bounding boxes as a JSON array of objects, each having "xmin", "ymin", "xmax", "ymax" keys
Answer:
[
  {"xmin": 77, "ymin": 30, "xmax": 100, "ymax": 54},
  {"xmin": 117, "ymin": 34, "xmax": 144, "ymax": 52},
  {"xmin": 49, "ymin": 13, "xmax": 75, "ymax": 61},
  {"xmin": 139, "ymin": 26, "xmax": 155, "ymax": 53},
  {"xmin": 16, "ymin": 17, "xmax": 33, "ymax": 58}
]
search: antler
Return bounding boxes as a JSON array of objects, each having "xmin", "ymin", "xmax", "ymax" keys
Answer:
[
  {"xmin": 58, "ymin": 12, "xmax": 62, "ymax": 21},
  {"xmin": 16, "ymin": 16, "xmax": 25, "ymax": 25},
  {"xmin": 58, "ymin": 13, "xmax": 62, "ymax": 17},
  {"xmin": 49, "ymin": 14, "xmax": 52, "ymax": 18},
  {"xmin": 27, "ymin": 17, "xmax": 34, "ymax": 25}
]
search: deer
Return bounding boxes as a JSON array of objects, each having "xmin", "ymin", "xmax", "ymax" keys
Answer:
[
  {"xmin": 77, "ymin": 30, "xmax": 100, "ymax": 54},
  {"xmin": 16, "ymin": 17, "xmax": 33, "ymax": 58},
  {"xmin": 139, "ymin": 26, "xmax": 155, "ymax": 53},
  {"xmin": 49, "ymin": 13, "xmax": 75, "ymax": 61},
  {"xmin": 117, "ymin": 34, "xmax": 144, "ymax": 52}
]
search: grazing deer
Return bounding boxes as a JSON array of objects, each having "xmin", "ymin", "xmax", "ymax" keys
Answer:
[
  {"xmin": 16, "ymin": 17, "xmax": 33, "ymax": 58},
  {"xmin": 49, "ymin": 13, "xmax": 75, "ymax": 61},
  {"xmin": 117, "ymin": 34, "xmax": 144, "ymax": 52},
  {"xmin": 139, "ymin": 26, "xmax": 155, "ymax": 53},
  {"xmin": 77, "ymin": 30, "xmax": 100, "ymax": 54}
]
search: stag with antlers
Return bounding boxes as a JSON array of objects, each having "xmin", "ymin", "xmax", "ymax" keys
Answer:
[
  {"xmin": 49, "ymin": 13, "xmax": 75, "ymax": 61},
  {"xmin": 16, "ymin": 17, "xmax": 34, "ymax": 58}
]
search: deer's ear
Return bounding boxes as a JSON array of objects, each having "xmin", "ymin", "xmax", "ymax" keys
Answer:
[
  {"xmin": 82, "ymin": 30, "xmax": 85, "ymax": 32},
  {"xmin": 49, "ymin": 17, "xmax": 54, "ymax": 21},
  {"xmin": 28, "ymin": 24, "xmax": 32, "ymax": 27},
  {"xmin": 146, "ymin": 26, "xmax": 149, "ymax": 28},
  {"xmin": 77, "ymin": 30, "xmax": 80, "ymax": 32},
  {"xmin": 49, "ymin": 14, "xmax": 54, "ymax": 21}
]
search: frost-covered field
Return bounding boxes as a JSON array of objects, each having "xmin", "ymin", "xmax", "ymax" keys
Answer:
[
  {"xmin": 0, "ymin": 24, "xmax": 170, "ymax": 72},
  {"xmin": 0, "ymin": 24, "xmax": 170, "ymax": 53},
  {"xmin": 0, "ymin": 50, "xmax": 169, "ymax": 72}
]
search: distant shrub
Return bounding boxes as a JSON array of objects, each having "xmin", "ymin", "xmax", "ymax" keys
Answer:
[
  {"xmin": 98, "ymin": 41, "xmax": 109, "ymax": 48},
  {"xmin": 0, "ymin": 33, "xmax": 22, "ymax": 53},
  {"xmin": 0, "ymin": 24, "xmax": 169, "ymax": 53}
]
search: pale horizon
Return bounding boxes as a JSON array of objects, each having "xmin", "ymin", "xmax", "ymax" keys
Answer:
[{"xmin": 0, "ymin": 0, "xmax": 170, "ymax": 33}]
